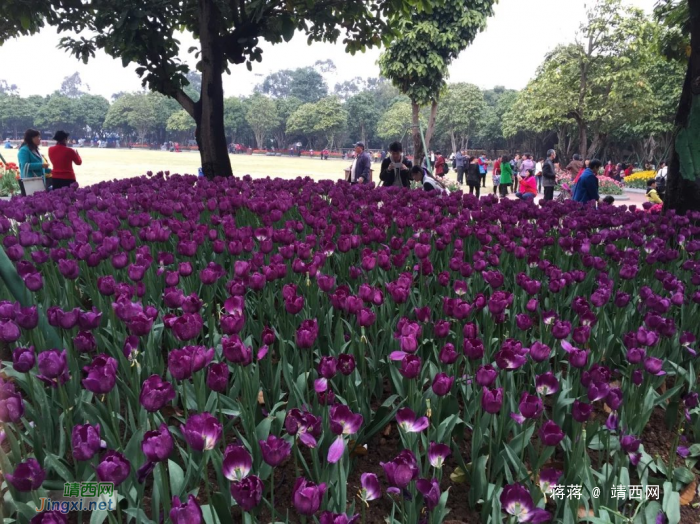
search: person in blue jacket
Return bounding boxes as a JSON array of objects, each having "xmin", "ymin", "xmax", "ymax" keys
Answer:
[
  {"xmin": 17, "ymin": 129, "xmax": 51, "ymax": 196},
  {"xmin": 572, "ymin": 158, "xmax": 601, "ymax": 205}
]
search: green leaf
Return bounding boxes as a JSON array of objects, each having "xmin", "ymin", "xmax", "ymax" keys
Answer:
[
  {"xmin": 45, "ymin": 453, "xmax": 74, "ymax": 482},
  {"xmin": 169, "ymin": 459, "xmax": 185, "ymax": 497},
  {"xmin": 662, "ymin": 481, "xmax": 681, "ymax": 524},
  {"xmin": 673, "ymin": 466, "xmax": 694, "ymax": 484}
]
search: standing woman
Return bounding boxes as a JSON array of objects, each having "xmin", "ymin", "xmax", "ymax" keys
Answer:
[
  {"xmin": 48, "ymin": 130, "xmax": 82, "ymax": 190},
  {"xmin": 499, "ymin": 155, "xmax": 513, "ymax": 197},
  {"xmin": 466, "ymin": 156, "xmax": 481, "ymax": 198},
  {"xmin": 17, "ymin": 129, "xmax": 51, "ymax": 196}
]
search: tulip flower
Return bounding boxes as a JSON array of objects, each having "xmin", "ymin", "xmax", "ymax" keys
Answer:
[
  {"xmin": 230, "ymin": 475, "xmax": 264, "ymax": 512},
  {"xmin": 538, "ymin": 420, "xmax": 565, "ymax": 446},
  {"xmin": 296, "ymin": 319, "xmax": 319, "ymax": 349},
  {"xmin": 170, "ymin": 495, "xmax": 203, "ymax": 524},
  {"xmin": 142, "ymin": 423, "xmax": 174, "ymax": 462},
  {"xmin": 140, "ymin": 375, "xmax": 176, "ymax": 412},
  {"xmin": 222, "ymin": 335, "xmax": 253, "ymax": 366},
  {"xmin": 12, "ymin": 346, "xmax": 35, "ymax": 372},
  {"xmin": 428, "ymin": 442, "xmax": 451, "ymax": 468},
  {"xmin": 432, "ymin": 372, "xmax": 454, "ymax": 396},
  {"xmin": 6, "ymin": 458, "xmax": 46, "ymax": 492},
  {"xmin": 259, "ymin": 435, "xmax": 292, "ymax": 467},
  {"xmin": 37, "ymin": 349, "xmax": 70, "ymax": 387},
  {"xmin": 620, "ymin": 434, "xmax": 642, "ymax": 465},
  {"xmin": 482, "ymin": 387, "xmax": 504, "ymax": 414},
  {"xmin": 223, "ymin": 444, "xmax": 252, "ymax": 481},
  {"xmin": 572, "ymin": 400, "xmax": 593, "ymax": 423},
  {"xmin": 328, "ymin": 405, "xmax": 363, "ymax": 463},
  {"xmin": 416, "ymin": 477, "xmax": 441, "ymax": 511},
  {"xmin": 519, "ymin": 392, "xmax": 544, "ymax": 419},
  {"xmin": 529, "ymin": 342, "xmax": 551, "ymax": 362},
  {"xmin": 292, "ymin": 477, "xmax": 327, "ymax": 516},
  {"xmin": 319, "ymin": 512, "xmax": 360, "ymax": 524},
  {"xmin": 359, "ymin": 472, "xmax": 381, "ymax": 503},
  {"xmin": 181, "ymin": 412, "xmax": 222, "ymax": 451},
  {"xmin": 338, "ymin": 354, "xmax": 356, "ymax": 375},
  {"xmin": 30, "ymin": 511, "xmax": 67, "ymax": 523},
  {"xmin": 285, "ymin": 408, "xmax": 322, "ymax": 448},
  {"xmin": 96, "ymin": 450, "xmax": 131, "ymax": 486},
  {"xmin": 72, "ymin": 423, "xmax": 102, "ymax": 461},
  {"xmin": 500, "ymin": 483, "xmax": 551, "ymax": 523},
  {"xmin": 82, "ymin": 354, "xmax": 118, "ymax": 394},
  {"xmin": 206, "ymin": 362, "xmax": 229, "ymax": 393},
  {"xmin": 535, "ymin": 372, "xmax": 559, "ymax": 396},
  {"xmin": 396, "ymin": 407, "xmax": 429, "ymax": 433},
  {"xmin": 399, "ymin": 354, "xmax": 421, "ymax": 379},
  {"xmin": 381, "ymin": 450, "xmax": 419, "ymax": 489},
  {"xmin": 538, "ymin": 468, "xmax": 563, "ymax": 494}
]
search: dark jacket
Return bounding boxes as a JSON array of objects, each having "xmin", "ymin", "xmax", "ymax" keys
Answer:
[
  {"xmin": 379, "ymin": 157, "xmax": 412, "ymax": 188},
  {"xmin": 572, "ymin": 168, "xmax": 599, "ymax": 203},
  {"xmin": 352, "ymin": 151, "xmax": 372, "ymax": 183},
  {"xmin": 466, "ymin": 163, "xmax": 481, "ymax": 184},
  {"xmin": 542, "ymin": 159, "xmax": 556, "ymax": 188}
]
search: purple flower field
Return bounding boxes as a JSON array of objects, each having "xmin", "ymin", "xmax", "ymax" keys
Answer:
[{"xmin": 1, "ymin": 172, "xmax": 699, "ymax": 524}]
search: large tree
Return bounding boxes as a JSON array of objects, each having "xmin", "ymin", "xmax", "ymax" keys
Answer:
[
  {"xmin": 379, "ymin": 0, "xmax": 495, "ymax": 166},
  {"xmin": 346, "ymin": 91, "xmax": 378, "ymax": 146},
  {"xmin": 245, "ymin": 94, "xmax": 279, "ymax": 149},
  {"xmin": 435, "ymin": 83, "xmax": 486, "ymax": 153},
  {"xmin": 18, "ymin": 0, "xmax": 418, "ymax": 178},
  {"xmin": 661, "ymin": 0, "xmax": 700, "ymax": 213},
  {"xmin": 258, "ymin": 67, "xmax": 328, "ymax": 103}
]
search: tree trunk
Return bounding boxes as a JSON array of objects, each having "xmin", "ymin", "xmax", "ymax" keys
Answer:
[
  {"xmin": 424, "ymin": 101, "xmax": 438, "ymax": 152},
  {"xmin": 450, "ymin": 131, "xmax": 456, "ymax": 154},
  {"xmin": 665, "ymin": 0, "xmax": 700, "ymax": 214},
  {"xmin": 191, "ymin": 0, "xmax": 233, "ymax": 178},
  {"xmin": 361, "ymin": 124, "xmax": 367, "ymax": 147},
  {"xmin": 411, "ymin": 101, "xmax": 425, "ymax": 168}
]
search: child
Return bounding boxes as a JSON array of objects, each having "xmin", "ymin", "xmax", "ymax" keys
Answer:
[
  {"xmin": 602, "ymin": 196, "xmax": 615, "ymax": 205},
  {"xmin": 646, "ymin": 179, "xmax": 663, "ymax": 204},
  {"xmin": 492, "ymin": 156, "xmax": 501, "ymax": 195}
]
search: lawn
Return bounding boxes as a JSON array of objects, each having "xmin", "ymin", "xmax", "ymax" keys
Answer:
[{"xmin": 1, "ymin": 146, "xmax": 486, "ymax": 188}]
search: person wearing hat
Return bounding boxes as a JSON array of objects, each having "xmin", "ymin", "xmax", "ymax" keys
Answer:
[
  {"xmin": 347, "ymin": 142, "xmax": 371, "ymax": 184},
  {"xmin": 48, "ymin": 130, "xmax": 82, "ymax": 190}
]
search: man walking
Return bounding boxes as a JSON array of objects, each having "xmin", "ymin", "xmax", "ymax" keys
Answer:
[
  {"xmin": 542, "ymin": 149, "xmax": 557, "ymax": 201},
  {"xmin": 348, "ymin": 142, "xmax": 371, "ymax": 184}
]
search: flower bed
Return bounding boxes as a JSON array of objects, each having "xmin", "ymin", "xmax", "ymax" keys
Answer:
[
  {"xmin": 0, "ymin": 173, "xmax": 699, "ymax": 524},
  {"xmin": 556, "ymin": 173, "xmax": 624, "ymax": 195},
  {"xmin": 0, "ymin": 162, "xmax": 20, "ymax": 196},
  {"xmin": 625, "ymin": 171, "xmax": 657, "ymax": 189}
]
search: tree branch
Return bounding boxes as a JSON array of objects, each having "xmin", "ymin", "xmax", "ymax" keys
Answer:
[{"xmin": 174, "ymin": 89, "xmax": 198, "ymax": 120}]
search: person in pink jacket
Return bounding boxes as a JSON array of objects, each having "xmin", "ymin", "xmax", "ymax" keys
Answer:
[{"xmin": 515, "ymin": 169, "xmax": 538, "ymax": 200}]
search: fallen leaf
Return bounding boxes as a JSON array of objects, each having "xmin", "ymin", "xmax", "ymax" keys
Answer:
[
  {"xmin": 257, "ymin": 390, "xmax": 265, "ymax": 405},
  {"xmin": 681, "ymin": 478, "xmax": 697, "ymax": 505},
  {"xmin": 349, "ymin": 440, "xmax": 368, "ymax": 457},
  {"xmin": 382, "ymin": 424, "xmax": 392, "ymax": 437},
  {"xmin": 450, "ymin": 466, "xmax": 467, "ymax": 484},
  {"xmin": 577, "ymin": 507, "xmax": 595, "ymax": 518}
]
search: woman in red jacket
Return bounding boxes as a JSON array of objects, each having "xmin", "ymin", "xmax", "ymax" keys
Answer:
[
  {"xmin": 515, "ymin": 169, "xmax": 537, "ymax": 200},
  {"xmin": 48, "ymin": 130, "xmax": 82, "ymax": 190}
]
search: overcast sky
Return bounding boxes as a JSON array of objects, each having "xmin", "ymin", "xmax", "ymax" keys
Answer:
[{"xmin": 0, "ymin": 0, "xmax": 657, "ymax": 99}]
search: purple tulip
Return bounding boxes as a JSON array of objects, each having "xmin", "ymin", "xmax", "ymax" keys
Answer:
[
  {"xmin": 170, "ymin": 495, "xmax": 203, "ymax": 524},
  {"xmin": 428, "ymin": 442, "xmax": 451, "ymax": 468},
  {"xmin": 539, "ymin": 420, "xmax": 565, "ymax": 446},
  {"xmin": 222, "ymin": 335, "xmax": 253, "ymax": 366},
  {"xmin": 606, "ymin": 388, "xmax": 624, "ymax": 411},
  {"xmin": 31, "ymin": 511, "xmax": 67, "ymax": 524},
  {"xmin": 476, "ymin": 364, "xmax": 498, "ymax": 387},
  {"xmin": 296, "ymin": 319, "xmax": 319, "ymax": 349},
  {"xmin": 58, "ymin": 259, "xmax": 80, "ymax": 279},
  {"xmin": 381, "ymin": 449, "xmax": 419, "ymax": 489},
  {"xmin": 72, "ymin": 423, "xmax": 102, "ymax": 461},
  {"xmin": 14, "ymin": 304, "xmax": 38, "ymax": 329},
  {"xmin": 82, "ymin": 354, "xmax": 118, "ymax": 394},
  {"xmin": 259, "ymin": 435, "xmax": 292, "ymax": 467},
  {"xmin": 285, "ymin": 409, "xmax": 322, "ymax": 448},
  {"xmin": 182, "ymin": 412, "xmax": 222, "ymax": 451},
  {"xmin": 551, "ymin": 320, "xmax": 572, "ymax": 339},
  {"xmin": 223, "ymin": 444, "xmax": 252, "ymax": 481},
  {"xmin": 78, "ymin": 308, "xmax": 102, "ymax": 331},
  {"xmin": 620, "ymin": 435, "xmax": 642, "ymax": 465},
  {"xmin": 96, "ymin": 450, "xmax": 131, "ymax": 486},
  {"xmin": 432, "ymin": 372, "xmax": 454, "ymax": 396},
  {"xmin": 496, "ymin": 347, "xmax": 527, "ymax": 370},
  {"xmin": 399, "ymin": 354, "xmax": 421, "ymax": 379},
  {"xmin": 0, "ymin": 380, "xmax": 24, "ymax": 423},
  {"xmin": 529, "ymin": 342, "xmax": 551, "ymax": 362},
  {"xmin": 516, "ymin": 314, "xmax": 533, "ymax": 331},
  {"xmin": 538, "ymin": 468, "xmax": 563, "ymax": 494},
  {"xmin": 627, "ymin": 347, "xmax": 646, "ymax": 364},
  {"xmin": 683, "ymin": 392, "xmax": 699, "ymax": 409},
  {"xmin": 97, "ymin": 276, "xmax": 116, "ymax": 296},
  {"xmin": 12, "ymin": 346, "xmax": 35, "ymax": 372},
  {"xmin": 535, "ymin": 372, "xmax": 559, "ymax": 396},
  {"xmin": 433, "ymin": 320, "xmax": 451, "ymax": 339},
  {"xmin": 644, "ymin": 357, "xmax": 665, "ymax": 376},
  {"xmin": 230, "ymin": 475, "xmax": 264, "ymax": 512},
  {"xmin": 169, "ymin": 313, "xmax": 203, "ymax": 341},
  {"xmin": 463, "ymin": 338, "xmax": 485, "ymax": 360},
  {"xmin": 500, "ymin": 483, "xmax": 551, "ymax": 523},
  {"xmin": 6, "ymin": 458, "xmax": 45, "ymax": 491},
  {"xmin": 359, "ymin": 472, "xmax": 381, "ymax": 503},
  {"xmin": 318, "ymin": 356, "xmax": 338, "ymax": 379},
  {"xmin": 123, "ymin": 336, "xmax": 139, "ymax": 361},
  {"xmin": 73, "ymin": 331, "xmax": 97, "ymax": 353},
  {"xmin": 139, "ymin": 375, "xmax": 176, "ymax": 412},
  {"xmin": 142, "ymin": 423, "xmax": 174, "ymax": 462},
  {"xmin": 396, "ymin": 407, "xmax": 429, "ymax": 433},
  {"xmin": 0, "ymin": 319, "xmax": 20, "ymax": 343},
  {"xmin": 319, "ymin": 512, "xmax": 360, "ymax": 524},
  {"xmin": 519, "ymin": 392, "xmax": 544, "ymax": 419},
  {"xmin": 572, "ymin": 400, "xmax": 593, "ymax": 423},
  {"xmin": 439, "ymin": 343, "xmax": 459, "ymax": 365},
  {"xmin": 36, "ymin": 349, "xmax": 70, "ymax": 387},
  {"xmin": 292, "ymin": 477, "xmax": 327, "ymax": 516},
  {"xmin": 338, "ymin": 354, "xmax": 356, "ymax": 375},
  {"xmin": 482, "ymin": 387, "xmax": 504, "ymax": 414},
  {"xmin": 206, "ymin": 362, "xmax": 229, "ymax": 393}
]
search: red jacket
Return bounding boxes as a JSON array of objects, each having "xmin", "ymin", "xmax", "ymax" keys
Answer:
[
  {"xmin": 519, "ymin": 175, "xmax": 537, "ymax": 194},
  {"xmin": 48, "ymin": 144, "xmax": 82, "ymax": 180}
]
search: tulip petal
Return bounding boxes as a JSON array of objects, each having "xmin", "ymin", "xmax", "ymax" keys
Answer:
[{"xmin": 327, "ymin": 436, "xmax": 345, "ymax": 464}]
